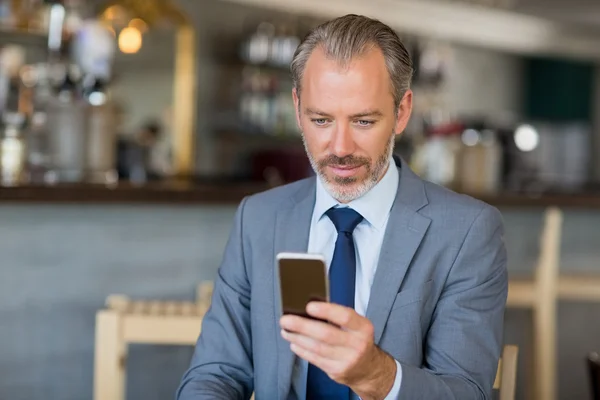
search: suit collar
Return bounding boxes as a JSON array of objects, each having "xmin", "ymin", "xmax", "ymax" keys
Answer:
[
  {"xmin": 366, "ymin": 155, "xmax": 431, "ymax": 343},
  {"xmin": 392, "ymin": 154, "xmax": 428, "ymax": 212}
]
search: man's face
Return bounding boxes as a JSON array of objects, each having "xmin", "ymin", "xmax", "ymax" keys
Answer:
[{"xmin": 293, "ymin": 46, "xmax": 413, "ymax": 203}]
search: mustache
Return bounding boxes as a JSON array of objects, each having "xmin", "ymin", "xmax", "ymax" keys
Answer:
[{"xmin": 318, "ymin": 154, "xmax": 370, "ymax": 168}]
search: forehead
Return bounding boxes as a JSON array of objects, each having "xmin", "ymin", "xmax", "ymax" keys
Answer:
[{"xmin": 300, "ymin": 45, "xmax": 394, "ymax": 109}]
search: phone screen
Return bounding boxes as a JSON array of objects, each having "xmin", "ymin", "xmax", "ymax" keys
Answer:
[{"xmin": 278, "ymin": 255, "xmax": 328, "ymax": 320}]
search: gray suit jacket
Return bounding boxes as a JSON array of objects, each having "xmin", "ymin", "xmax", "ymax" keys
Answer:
[{"xmin": 177, "ymin": 157, "xmax": 508, "ymax": 400}]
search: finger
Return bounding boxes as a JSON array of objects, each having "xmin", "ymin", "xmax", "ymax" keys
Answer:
[
  {"xmin": 306, "ymin": 302, "xmax": 367, "ymax": 333},
  {"xmin": 282, "ymin": 329, "xmax": 348, "ymax": 360},
  {"xmin": 280, "ymin": 314, "xmax": 322, "ymax": 334},
  {"xmin": 289, "ymin": 342, "xmax": 336, "ymax": 374},
  {"xmin": 281, "ymin": 315, "xmax": 352, "ymax": 347}
]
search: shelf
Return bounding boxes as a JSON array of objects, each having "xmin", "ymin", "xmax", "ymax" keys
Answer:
[
  {"xmin": 215, "ymin": 130, "xmax": 303, "ymax": 145},
  {"xmin": 0, "ymin": 181, "xmax": 271, "ymax": 204},
  {"xmin": 213, "ymin": 51, "xmax": 293, "ymax": 76},
  {"xmin": 472, "ymin": 192, "xmax": 600, "ymax": 209}
]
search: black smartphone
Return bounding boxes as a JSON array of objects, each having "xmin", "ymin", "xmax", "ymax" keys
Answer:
[{"xmin": 277, "ymin": 252, "xmax": 329, "ymax": 321}]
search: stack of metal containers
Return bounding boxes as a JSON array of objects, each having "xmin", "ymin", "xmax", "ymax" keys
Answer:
[{"xmin": 0, "ymin": 0, "xmax": 118, "ymax": 186}]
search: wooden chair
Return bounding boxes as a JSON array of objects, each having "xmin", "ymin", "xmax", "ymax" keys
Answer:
[
  {"xmin": 558, "ymin": 275, "xmax": 600, "ymax": 302},
  {"xmin": 506, "ymin": 207, "xmax": 562, "ymax": 400},
  {"xmin": 93, "ymin": 282, "xmax": 213, "ymax": 400},
  {"xmin": 494, "ymin": 345, "xmax": 519, "ymax": 400}
]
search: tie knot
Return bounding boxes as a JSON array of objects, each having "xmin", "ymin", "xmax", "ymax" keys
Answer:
[{"xmin": 326, "ymin": 207, "xmax": 363, "ymax": 234}]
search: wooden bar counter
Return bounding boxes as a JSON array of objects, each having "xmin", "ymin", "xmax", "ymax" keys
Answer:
[{"xmin": 2, "ymin": 181, "xmax": 600, "ymax": 208}]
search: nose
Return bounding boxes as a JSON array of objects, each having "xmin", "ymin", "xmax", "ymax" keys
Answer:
[{"xmin": 330, "ymin": 122, "xmax": 355, "ymax": 158}]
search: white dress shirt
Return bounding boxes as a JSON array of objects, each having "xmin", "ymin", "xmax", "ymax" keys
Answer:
[{"xmin": 296, "ymin": 156, "xmax": 403, "ymax": 399}]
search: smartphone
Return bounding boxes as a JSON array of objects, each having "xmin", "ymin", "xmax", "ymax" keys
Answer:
[{"xmin": 277, "ymin": 252, "xmax": 329, "ymax": 321}]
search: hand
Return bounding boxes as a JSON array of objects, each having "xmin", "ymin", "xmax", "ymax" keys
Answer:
[{"xmin": 279, "ymin": 302, "xmax": 397, "ymax": 400}]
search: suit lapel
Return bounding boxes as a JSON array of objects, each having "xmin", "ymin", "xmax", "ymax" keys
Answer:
[
  {"xmin": 366, "ymin": 158, "xmax": 431, "ymax": 344},
  {"xmin": 273, "ymin": 178, "xmax": 316, "ymax": 399}
]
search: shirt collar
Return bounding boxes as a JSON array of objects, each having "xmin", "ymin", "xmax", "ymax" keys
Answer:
[{"xmin": 314, "ymin": 156, "xmax": 399, "ymax": 231}]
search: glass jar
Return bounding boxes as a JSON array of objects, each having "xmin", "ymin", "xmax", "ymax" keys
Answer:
[
  {"xmin": 458, "ymin": 128, "xmax": 502, "ymax": 194},
  {"xmin": 45, "ymin": 89, "xmax": 87, "ymax": 183},
  {"xmin": 418, "ymin": 123, "xmax": 464, "ymax": 189},
  {"xmin": 85, "ymin": 100, "xmax": 117, "ymax": 184}
]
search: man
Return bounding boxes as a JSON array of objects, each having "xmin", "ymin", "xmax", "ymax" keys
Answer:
[{"xmin": 177, "ymin": 14, "xmax": 508, "ymax": 400}]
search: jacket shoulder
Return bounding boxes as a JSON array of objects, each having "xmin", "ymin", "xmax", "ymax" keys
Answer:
[
  {"xmin": 422, "ymin": 180, "xmax": 503, "ymax": 226},
  {"xmin": 240, "ymin": 177, "xmax": 314, "ymax": 217}
]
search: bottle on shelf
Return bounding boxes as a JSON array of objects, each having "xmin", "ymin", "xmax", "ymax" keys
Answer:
[
  {"xmin": 274, "ymin": 81, "xmax": 296, "ymax": 136},
  {"xmin": 0, "ymin": 111, "xmax": 27, "ymax": 186},
  {"xmin": 269, "ymin": 24, "xmax": 288, "ymax": 67},
  {"xmin": 242, "ymin": 20, "xmax": 300, "ymax": 68},
  {"xmin": 458, "ymin": 125, "xmax": 502, "ymax": 194},
  {"xmin": 0, "ymin": 44, "xmax": 26, "ymax": 115},
  {"xmin": 83, "ymin": 79, "xmax": 117, "ymax": 184},
  {"xmin": 44, "ymin": 63, "xmax": 87, "ymax": 183},
  {"xmin": 238, "ymin": 66, "xmax": 253, "ymax": 127},
  {"xmin": 263, "ymin": 74, "xmax": 279, "ymax": 134},
  {"xmin": 234, "ymin": 20, "xmax": 301, "ymax": 138},
  {"xmin": 276, "ymin": 24, "xmax": 300, "ymax": 67},
  {"xmin": 0, "ymin": 0, "xmax": 54, "ymax": 33},
  {"xmin": 25, "ymin": 109, "xmax": 50, "ymax": 184},
  {"xmin": 0, "ymin": 0, "xmax": 12, "ymax": 28},
  {"xmin": 244, "ymin": 21, "xmax": 275, "ymax": 66},
  {"xmin": 412, "ymin": 119, "xmax": 464, "ymax": 189},
  {"xmin": 246, "ymin": 69, "xmax": 263, "ymax": 131}
]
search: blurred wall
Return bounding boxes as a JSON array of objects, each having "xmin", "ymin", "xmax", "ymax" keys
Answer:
[
  {"xmin": 0, "ymin": 205, "xmax": 236, "ymax": 400},
  {"xmin": 110, "ymin": 68, "xmax": 174, "ymax": 134},
  {"xmin": 424, "ymin": 44, "xmax": 524, "ymax": 120}
]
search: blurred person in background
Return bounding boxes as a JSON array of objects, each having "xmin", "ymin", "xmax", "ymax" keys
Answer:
[
  {"xmin": 117, "ymin": 118, "xmax": 171, "ymax": 182},
  {"xmin": 178, "ymin": 14, "xmax": 508, "ymax": 400}
]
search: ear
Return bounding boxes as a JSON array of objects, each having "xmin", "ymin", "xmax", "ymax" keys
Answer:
[
  {"xmin": 292, "ymin": 87, "xmax": 302, "ymax": 131},
  {"xmin": 394, "ymin": 89, "xmax": 413, "ymax": 138}
]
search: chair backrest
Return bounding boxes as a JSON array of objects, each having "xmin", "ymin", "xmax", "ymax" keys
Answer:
[
  {"xmin": 588, "ymin": 352, "xmax": 600, "ymax": 400},
  {"xmin": 494, "ymin": 345, "xmax": 519, "ymax": 400}
]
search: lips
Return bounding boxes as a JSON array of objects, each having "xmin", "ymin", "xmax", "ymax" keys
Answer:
[{"xmin": 328, "ymin": 164, "xmax": 363, "ymax": 178}]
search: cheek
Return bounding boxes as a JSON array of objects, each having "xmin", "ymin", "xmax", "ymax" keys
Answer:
[
  {"xmin": 355, "ymin": 130, "xmax": 389, "ymax": 156},
  {"xmin": 302, "ymin": 125, "xmax": 330, "ymax": 152}
]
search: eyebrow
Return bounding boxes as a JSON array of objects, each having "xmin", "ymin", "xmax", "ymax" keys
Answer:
[
  {"xmin": 304, "ymin": 108, "xmax": 383, "ymax": 118},
  {"xmin": 350, "ymin": 110, "xmax": 384, "ymax": 118},
  {"xmin": 304, "ymin": 108, "xmax": 332, "ymax": 117}
]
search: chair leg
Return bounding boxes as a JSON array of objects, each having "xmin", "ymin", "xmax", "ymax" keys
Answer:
[
  {"xmin": 534, "ymin": 302, "xmax": 556, "ymax": 400},
  {"xmin": 94, "ymin": 310, "xmax": 127, "ymax": 400},
  {"xmin": 532, "ymin": 207, "xmax": 561, "ymax": 400},
  {"xmin": 525, "ymin": 327, "xmax": 536, "ymax": 400}
]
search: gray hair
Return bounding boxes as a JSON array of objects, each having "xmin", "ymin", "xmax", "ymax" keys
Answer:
[{"xmin": 290, "ymin": 14, "xmax": 414, "ymax": 109}]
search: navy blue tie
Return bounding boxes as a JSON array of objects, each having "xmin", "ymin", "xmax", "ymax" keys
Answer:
[{"xmin": 306, "ymin": 207, "xmax": 363, "ymax": 400}]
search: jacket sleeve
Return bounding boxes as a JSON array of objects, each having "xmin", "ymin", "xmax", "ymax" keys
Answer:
[
  {"xmin": 397, "ymin": 205, "xmax": 509, "ymax": 400},
  {"xmin": 176, "ymin": 196, "xmax": 254, "ymax": 400}
]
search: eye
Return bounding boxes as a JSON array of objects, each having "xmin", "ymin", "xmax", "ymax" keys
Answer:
[
  {"xmin": 356, "ymin": 120, "xmax": 374, "ymax": 127},
  {"xmin": 311, "ymin": 118, "xmax": 329, "ymax": 126}
]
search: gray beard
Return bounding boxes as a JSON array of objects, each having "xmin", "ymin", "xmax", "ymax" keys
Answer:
[{"xmin": 302, "ymin": 132, "xmax": 395, "ymax": 203}]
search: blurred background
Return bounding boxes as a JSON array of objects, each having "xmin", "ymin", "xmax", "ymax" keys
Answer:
[{"xmin": 1, "ymin": 0, "xmax": 600, "ymax": 399}]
